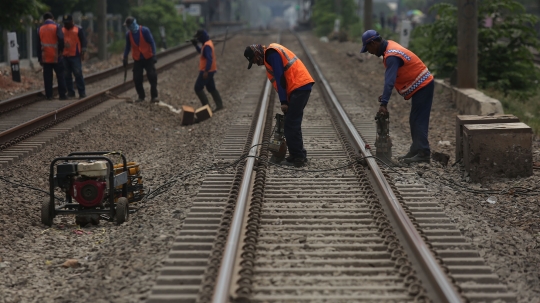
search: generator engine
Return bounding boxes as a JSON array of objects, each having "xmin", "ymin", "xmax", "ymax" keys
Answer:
[
  {"xmin": 55, "ymin": 161, "xmax": 109, "ymax": 208},
  {"xmin": 268, "ymin": 113, "xmax": 287, "ymax": 162}
]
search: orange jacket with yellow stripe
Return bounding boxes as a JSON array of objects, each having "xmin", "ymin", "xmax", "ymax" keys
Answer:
[{"xmin": 383, "ymin": 40, "xmax": 433, "ymax": 99}]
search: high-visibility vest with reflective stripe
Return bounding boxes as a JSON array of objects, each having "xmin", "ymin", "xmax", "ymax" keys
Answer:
[
  {"xmin": 199, "ymin": 40, "xmax": 217, "ymax": 72},
  {"xmin": 264, "ymin": 43, "xmax": 314, "ymax": 100},
  {"xmin": 39, "ymin": 23, "xmax": 59, "ymax": 63},
  {"xmin": 383, "ymin": 40, "xmax": 434, "ymax": 99},
  {"xmin": 129, "ymin": 27, "xmax": 153, "ymax": 60},
  {"xmin": 62, "ymin": 26, "xmax": 80, "ymax": 57}
]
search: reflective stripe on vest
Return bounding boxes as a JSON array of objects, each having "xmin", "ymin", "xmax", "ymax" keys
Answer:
[
  {"xmin": 199, "ymin": 40, "xmax": 217, "ymax": 72},
  {"xmin": 263, "ymin": 43, "xmax": 314, "ymax": 99},
  {"xmin": 62, "ymin": 26, "xmax": 80, "ymax": 57},
  {"xmin": 129, "ymin": 27, "xmax": 153, "ymax": 60},
  {"xmin": 39, "ymin": 23, "xmax": 59, "ymax": 63},
  {"xmin": 383, "ymin": 40, "xmax": 433, "ymax": 99}
]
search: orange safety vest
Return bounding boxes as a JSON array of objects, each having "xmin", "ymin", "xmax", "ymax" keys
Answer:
[
  {"xmin": 383, "ymin": 40, "xmax": 434, "ymax": 99},
  {"xmin": 128, "ymin": 27, "xmax": 153, "ymax": 61},
  {"xmin": 62, "ymin": 26, "xmax": 80, "ymax": 57},
  {"xmin": 199, "ymin": 40, "xmax": 217, "ymax": 72},
  {"xmin": 39, "ymin": 23, "xmax": 59, "ymax": 63},
  {"xmin": 264, "ymin": 43, "xmax": 314, "ymax": 100}
]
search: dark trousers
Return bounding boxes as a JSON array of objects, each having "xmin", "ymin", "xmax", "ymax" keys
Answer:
[
  {"xmin": 63, "ymin": 56, "xmax": 85, "ymax": 96},
  {"xmin": 194, "ymin": 71, "xmax": 217, "ymax": 92},
  {"xmin": 133, "ymin": 58, "xmax": 158, "ymax": 99},
  {"xmin": 43, "ymin": 62, "xmax": 67, "ymax": 99},
  {"xmin": 409, "ymin": 80, "xmax": 434, "ymax": 156},
  {"xmin": 284, "ymin": 90, "xmax": 311, "ymax": 160}
]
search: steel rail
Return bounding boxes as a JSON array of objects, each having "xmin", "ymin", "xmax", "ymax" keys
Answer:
[
  {"xmin": 294, "ymin": 31, "xmax": 463, "ymax": 303},
  {"xmin": 211, "ymin": 77, "xmax": 272, "ymax": 303}
]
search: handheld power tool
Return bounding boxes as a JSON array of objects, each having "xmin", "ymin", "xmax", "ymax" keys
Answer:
[
  {"xmin": 375, "ymin": 112, "xmax": 393, "ymax": 159},
  {"xmin": 268, "ymin": 113, "xmax": 287, "ymax": 163}
]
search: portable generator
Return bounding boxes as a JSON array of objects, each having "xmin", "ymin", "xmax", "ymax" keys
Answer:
[
  {"xmin": 269, "ymin": 113, "xmax": 287, "ymax": 163},
  {"xmin": 375, "ymin": 112, "xmax": 393, "ymax": 159},
  {"xmin": 41, "ymin": 151, "xmax": 144, "ymax": 227}
]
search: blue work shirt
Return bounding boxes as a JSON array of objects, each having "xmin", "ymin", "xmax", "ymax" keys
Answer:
[
  {"xmin": 195, "ymin": 42, "xmax": 214, "ymax": 72},
  {"xmin": 123, "ymin": 26, "xmax": 156, "ymax": 60},
  {"xmin": 266, "ymin": 49, "xmax": 313, "ymax": 105},
  {"xmin": 36, "ymin": 20, "xmax": 64, "ymax": 63},
  {"xmin": 380, "ymin": 40, "xmax": 404, "ymax": 105}
]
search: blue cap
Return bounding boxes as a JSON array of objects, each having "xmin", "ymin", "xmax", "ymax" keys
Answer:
[{"xmin": 360, "ymin": 30, "xmax": 381, "ymax": 53}]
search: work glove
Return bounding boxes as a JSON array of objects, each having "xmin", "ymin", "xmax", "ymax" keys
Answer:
[
  {"xmin": 152, "ymin": 56, "xmax": 157, "ymax": 64},
  {"xmin": 80, "ymin": 51, "xmax": 86, "ymax": 61},
  {"xmin": 378, "ymin": 95, "xmax": 382, "ymax": 103},
  {"xmin": 123, "ymin": 57, "xmax": 128, "ymax": 68},
  {"xmin": 281, "ymin": 104, "xmax": 288, "ymax": 114},
  {"xmin": 190, "ymin": 39, "xmax": 198, "ymax": 46},
  {"xmin": 378, "ymin": 103, "xmax": 389, "ymax": 116}
]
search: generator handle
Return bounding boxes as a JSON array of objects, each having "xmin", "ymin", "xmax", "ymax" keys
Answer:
[
  {"xmin": 67, "ymin": 151, "xmax": 127, "ymax": 172},
  {"xmin": 49, "ymin": 156, "xmax": 120, "ymax": 220}
]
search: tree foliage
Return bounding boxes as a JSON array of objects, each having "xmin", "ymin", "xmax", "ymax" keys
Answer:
[
  {"xmin": 41, "ymin": 0, "xmax": 78, "ymax": 19},
  {"xmin": 0, "ymin": 0, "xmax": 48, "ymax": 30},
  {"xmin": 410, "ymin": 0, "xmax": 540, "ymax": 97},
  {"xmin": 131, "ymin": 0, "xmax": 199, "ymax": 48},
  {"xmin": 312, "ymin": 0, "xmax": 359, "ymax": 37}
]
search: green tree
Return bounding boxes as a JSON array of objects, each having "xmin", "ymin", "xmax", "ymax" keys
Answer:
[
  {"xmin": 410, "ymin": 0, "xmax": 540, "ymax": 97},
  {"xmin": 0, "ymin": 0, "xmax": 48, "ymax": 30},
  {"xmin": 131, "ymin": 0, "xmax": 199, "ymax": 48},
  {"xmin": 41, "ymin": 0, "xmax": 78, "ymax": 19},
  {"xmin": 312, "ymin": 0, "xmax": 359, "ymax": 37}
]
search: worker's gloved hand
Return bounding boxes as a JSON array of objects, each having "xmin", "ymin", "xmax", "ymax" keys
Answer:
[
  {"xmin": 80, "ymin": 51, "xmax": 85, "ymax": 61},
  {"xmin": 281, "ymin": 104, "xmax": 288, "ymax": 114},
  {"xmin": 378, "ymin": 103, "xmax": 388, "ymax": 116},
  {"xmin": 378, "ymin": 95, "xmax": 382, "ymax": 103},
  {"xmin": 190, "ymin": 39, "xmax": 198, "ymax": 46},
  {"xmin": 152, "ymin": 56, "xmax": 157, "ymax": 64},
  {"xmin": 123, "ymin": 57, "xmax": 128, "ymax": 68}
]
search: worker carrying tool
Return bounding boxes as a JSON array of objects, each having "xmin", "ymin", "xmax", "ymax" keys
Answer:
[
  {"xmin": 244, "ymin": 44, "xmax": 315, "ymax": 168},
  {"xmin": 37, "ymin": 12, "xmax": 67, "ymax": 100},
  {"xmin": 190, "ymin": 29, "xmax": 224, "ymax": 111},
  {"xmin": 62, "ymin": 14, "xmax": 87, "ymax": 99},
  {"xmin": 123, "ymin": 16, "xmax": 159, "ymax": 103},
  {"xmin": 360, "ymin": 30, "xmax": 434, "ymax": 164}
]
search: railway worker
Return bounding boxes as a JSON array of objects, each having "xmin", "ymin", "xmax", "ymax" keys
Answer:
[
  {"xmin": 37, "ymin": 12, "xmax": 67, "ymax": 100},
  {"xmin": 190, "ymin": 29, "xmax": 224, "ymax": 111},
  {"xmin": 360, "ymin": 30, "xmax": 434, "ymax": 164},
  {"xmin": 62, "ymin": 15, "xmax": 87, "ymax": 99},
  {"xmin": 122, "ymin": 17, "xmax": 159, "ymax": 103},
  {"xmin": 243, "ymin": 44, "xmax": 315, "ymax": 168}
]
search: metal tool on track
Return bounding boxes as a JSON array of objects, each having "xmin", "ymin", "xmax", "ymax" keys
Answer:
[
  {"xmin": 375, "ymin": 112, "xmax": 393, "ymax": 160},
  {"xmin": 268, "ymin": 113, "xmax": 287, "ymax": 163},
  {"xmin": 41, "ymin": 151, "xmax": 144, "ymax": 227}
]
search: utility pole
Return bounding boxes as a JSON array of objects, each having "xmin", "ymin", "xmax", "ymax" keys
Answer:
[
  {"xmin": 97, "ymin": 0, "xmax": 107, "ymax": 60},
  {"xmin": 364, "ymin": 0, "xmax": 373, "ymax": 31},
  {"xmin": 457, "ymin": 0, "xmax": 477, "ymax": 88}
]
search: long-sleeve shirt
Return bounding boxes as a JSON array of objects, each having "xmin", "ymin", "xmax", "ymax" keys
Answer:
[
  {"xmin": 123, "ymin": 26, "xmax": 156, "ymax": 60},
  {"xmin": 36, "ymin": 20, "xmax": 64, "ymax": 63},
  {"xmin": 380, "ymin": 40, "xmax": 404, "ymax": 105},
  {"xmin": 266, "ymin": 49, "xmax": 313, "ymax": 105},
  {"xmin": 196, "ymin": 43, "xmax": 213, "ymax": 72},
  {"xmin": 65, "ymin": 25, "xmax": 87, "ymax": 57}
]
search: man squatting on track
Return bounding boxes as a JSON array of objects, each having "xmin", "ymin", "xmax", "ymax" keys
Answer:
[
  {"xmin": 361, "ymin": 29, "xmax": 434, "ymax": 164},
  {"xmin": 244, "ymin": 43, "xmax": 315, "ymax": 168}
]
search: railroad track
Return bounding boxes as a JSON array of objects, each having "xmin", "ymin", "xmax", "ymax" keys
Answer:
[
  {"xmin": 0, "ymin": 26, "xmax": 239, "ymax": 156},
  {"xmin": 147, "ymin": 31, "xmax": 516, "ymax": 303}
]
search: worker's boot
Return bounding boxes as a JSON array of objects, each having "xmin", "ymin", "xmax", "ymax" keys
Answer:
[
  {"xmin": 195, "ymin": 90, "xmax": 209, "ymax": 106},
  {"xmin": 210, "ymin": 90, "xmax": 224, "ymax": 111}
]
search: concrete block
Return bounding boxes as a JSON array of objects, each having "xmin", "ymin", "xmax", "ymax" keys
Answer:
[
  {"xmin": 195, "ymin": 105, "xmax": 213, "ymax": 123},
  {"xmin": 455, "ymin": 115, "xmax": 520, "ymax": 161},
  {"xmin": 455, "ymin": 88, "xmax": 504, "ymax": 115},
  {"xmin": 180, "ymin": 105, "xmax": 195, "ymax": 125},
  {"xmin": 463, "ymin": 122, "xmax": 532, "ymax": 182}
]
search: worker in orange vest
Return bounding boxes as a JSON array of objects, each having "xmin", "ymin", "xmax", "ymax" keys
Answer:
[
  {"xmin": 190, "ymin": 29, "xmax": 223, "ymax": 111},
  {"xmin": 361, "ymin": 30, "xmax": 434, "ymax": 164},
  {"xmin": 123, "ymin": 17, "xmax": 158, "ymax": 103},
  {"xmin": 37, "ymin": 12, "xmax": 67, "ymax": 100},
  {"xmin": 62, "ymin": 15, "xmax": 87, "ymax": 99},
  {"xmin": 244, "ymin": 44, "xmax": 315, "ymax": 167}
]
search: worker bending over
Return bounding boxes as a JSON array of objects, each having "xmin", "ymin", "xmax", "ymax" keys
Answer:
[{"xmin": 191, "ymin": 29, "xmax": 223, "ymax": 111}]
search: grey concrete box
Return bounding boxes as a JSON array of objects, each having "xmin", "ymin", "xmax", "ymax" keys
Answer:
[
  {"xmin": 456, "ymin": 115, "xmax": 520, "ymax": 161},
  {"xmin": 463, "ymin": 122, "xmax": 532, "ymax": 182}
]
